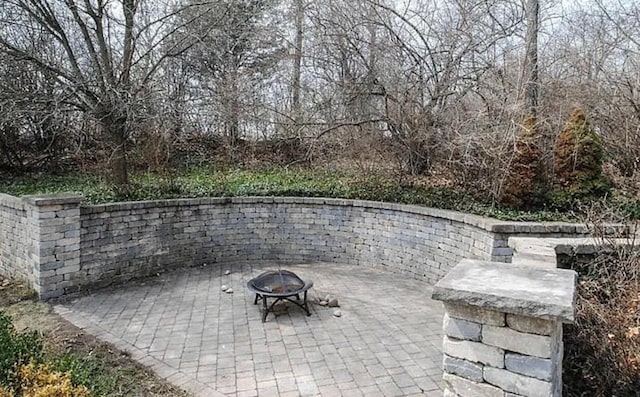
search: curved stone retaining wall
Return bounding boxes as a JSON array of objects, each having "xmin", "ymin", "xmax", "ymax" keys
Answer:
[
  {"xmin": 0, "ymin": 194, "xmax": 604, "ymax": 298},
  {"xmin": 76, "ymin": 197, "xmax": 593, "ymax": 296}
]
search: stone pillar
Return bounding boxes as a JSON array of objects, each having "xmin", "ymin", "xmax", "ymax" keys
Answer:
[
  {"xmin": 24, "ymin": 194, "xmax": 83, "ymax": 299},
  {"xmin": 432, "ymin": 259, "xmax": 577, "ymax": 397}
]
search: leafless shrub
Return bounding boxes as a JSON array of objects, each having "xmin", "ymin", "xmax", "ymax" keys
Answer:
[
  {"xmin": 563, "ymin": 251, "xmax": 640, "ymax": 397},
  {"xmin": 131, "ymin": 129, "xmax": 175, "ymax": 174},
  {"xmin": 563, "ymin": 206, "xmax": 640, "ymax": 396}
]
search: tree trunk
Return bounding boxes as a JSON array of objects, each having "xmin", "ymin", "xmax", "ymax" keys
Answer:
[
  {"xmin": 105, "ymin": 116, "xmax": 129, "ymax": 190},
  {"xmin": 226, "ymin": 69, "xmax": 240, "ymax": 149},
  {"xmin": 291, "ymin": 0, "xmax": 304, "ymax": 126},
  {"xmin": 524, "ymin": 0, "xmax": 539, "ymax": 117}
]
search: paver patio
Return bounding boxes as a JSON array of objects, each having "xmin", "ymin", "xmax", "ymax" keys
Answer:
[{"xmin": 55, "ymin": 262, "xmax": 444, "ymax": 397}]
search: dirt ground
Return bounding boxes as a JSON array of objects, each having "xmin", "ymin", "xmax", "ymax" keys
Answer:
[{"xmin": 0, "ymin": 275, "xmax": 190, "ymax": 397}]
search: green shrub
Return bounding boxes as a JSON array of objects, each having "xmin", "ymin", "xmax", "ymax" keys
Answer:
[
  {"xmin": 0, "ymin": 312, "xmax": 128, "ymax": 396},
  {"xmin": 611, "ymin": 194, "xmax": 640, "ymax": 219},
  {"xmin": 50, "ymin": 354, "xmax": 120, "ymax": 396},
  {"xmin": 0, "ymin": 312, "xmax": 43, "ymax": 388}
]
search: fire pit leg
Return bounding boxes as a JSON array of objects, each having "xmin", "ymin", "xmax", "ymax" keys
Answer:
[
  {"xmin": 303, "ymin": 290, "xmax": 311, "ymax": 316},
  {"xmin": 254, "ymin": 293, "xmax": 260, "ymax": 305},
  {"xmin": 261, "ymin": 296, "xmax": 269, "ymax": 323}
]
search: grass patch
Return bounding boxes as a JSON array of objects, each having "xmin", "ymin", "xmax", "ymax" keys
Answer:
[
  {"xmin": 0, "ymin": 166, "xmax": 636, "ymax": 221},
  {"xmin": 48, "ymin": 352, "xmax": 168, "ymax": 397}
]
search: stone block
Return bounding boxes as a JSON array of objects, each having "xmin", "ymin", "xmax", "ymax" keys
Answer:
[
  {"xmin": 482, "ymin": 325, "xmax": 552, "ymax": 358},
  {"xmin": 507, "ymin": 314, "xmax": 555, "ymax": 336},
  {"xmin": 505, "ymin": 353, "xmax": 552, "ymax": 381},
  {"xmin": 24, "ymin": 196, "xmax": 74, "ymax": 209},
  {"xmin": 54, "ymin": 209, "xmax": 81, "ymax": 218},
  {"xmin": 443, "ymin": 373, "xmax": 504, "ymax": 397},
  {"xmin": 54, "ymin": 251, "xmax": 78, "ymax": 261},
  {"xmin": 39, "ymin": 288, "xmax": 64, "ymax": 300},
  {"xmin": 39, "ymin": 270, "xmax": 56, "ymax": 278},
  {"xmin": 490, "ymin": 223, "xmax": 516, "ymax": 233},
  {"xmin": 62, "ymin": 257, "xmax": 80, "ymax": 267},
  {"xmin": 38, "ymin": 217, "xmax": 68, "ymax": 227},
  {"xmin": 443, "ymin": 336, "xmax": 504, "ymax": 368},
  {"xmin": 40, "ymin": 274, "xmax": 63, "ymax": 284},
  {"xmin": 57, "ymin": 265, "xmax": 81, "ymax": 275},
  {"xmin": 444, "ymin": 313, "xmax": 482, "ymax": 341},
  {"xmin": 433, "ymin": 260, "xmax": 577, "ymax": 323},
  {"xmin": 492, "ymin": 247, "xmax": 513, "ymax": 256},
  {"xmin": 444, "ymin": 303, "xmax": 505, "ymax": 326},
  {"xmin": 443, "ymin": 355, "xmax": 484, "ymax": 382},
  {"xmin": 40, "ymin": 262, "xmax": 61, "ymax": 271},
  {"xmin": 40, "ymin": 232, "xmax": 65, "ymax": 242},
  {"xmin": 484, "ymin": 366, "xmax": 552, "ymax": 397},
  {"xmin": 63, "ymin": 229, "xmax": 80, "ymax": 238}
]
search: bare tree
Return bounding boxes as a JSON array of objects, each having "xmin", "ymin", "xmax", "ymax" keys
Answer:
[
  {"xmin": 180, "ymin": 0, "xmax": 285, "ymax": 151},
  {"xmin": 0, "ymin": 0, "xmax": 199, "ymax": 188},
  {"xmin": 591, "ymin": 0, "xmax": 640, "ymax": 178},
  {"xmin": 523, "ymin": 0, "xmax": 539, "ymax": 116},
  {"xmin": 0, "ymin": 53, "xmax": 74, "ymax": 171},
  {"xmin": 291, "ymin": 0, "xmax": 304, "ymax": 126}
]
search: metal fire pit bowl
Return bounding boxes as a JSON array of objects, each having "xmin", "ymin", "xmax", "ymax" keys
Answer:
[{"xmin": 247, "ymin": 270, "xmax": 313, "ymax": 322}]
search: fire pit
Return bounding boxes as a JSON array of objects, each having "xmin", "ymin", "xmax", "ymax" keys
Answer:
[{"xmin": 247, "ymin": 270, "xmax": 313, "ymax": 322}]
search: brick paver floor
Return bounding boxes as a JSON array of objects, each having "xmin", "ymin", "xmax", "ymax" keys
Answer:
[{"xmin": 55, "ymin": 262, "xmax": 444, "ymax": 397}]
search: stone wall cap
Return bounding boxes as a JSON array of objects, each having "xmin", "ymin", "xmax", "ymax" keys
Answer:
[
  {"xmin": 509, "ymin": 236, "xmax": 639, "ymax": 257},
  {"xmin": 487, "ymin": 221, "xmax": 592, "ymax": 234},
  {"xmin": 432, "ymin": 259, "xmax": 577, "ymax": 323},
  {"xmin": 23, "ymin": 194, "xmax": 84, "ymax": 206},
  {"xmin": 0, "ymin": 193, "xmax": 26, "ymax": 211},
  {"xmin": 18, "ymin": 194, "xmax": 630, "ymax": 236}
]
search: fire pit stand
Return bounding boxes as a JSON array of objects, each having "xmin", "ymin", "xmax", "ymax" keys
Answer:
[{"xmin": 247, "ymin": 270, "xmax": 313, "ymax": 322}]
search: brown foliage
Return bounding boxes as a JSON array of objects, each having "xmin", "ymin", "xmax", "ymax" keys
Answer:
[
  {"xmin": 14, "ymin": 363, "xmax": 89, "ymax": 397},
  {"xmin": 499, "ymin": 115, "xmax": 543, "ymax": 207}
]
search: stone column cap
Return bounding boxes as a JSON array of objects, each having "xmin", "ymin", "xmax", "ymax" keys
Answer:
[
  {"xmin": 432, "ymin": 259, "xmax": 577, "ymax": 323},
  {"xmin": 23, "ymin": 193, "xmax": 84, "ymax": 206}
]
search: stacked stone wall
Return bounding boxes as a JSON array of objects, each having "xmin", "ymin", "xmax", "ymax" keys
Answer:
[
  {"xmin": 79, "ymin": 199, "xmax": 354, "ymax": 289},
  {"xmin": 27, "ymin": 195, "xmax": 82, "ymax": 298},
  {"xmin": 0, "ymin": 194, "xmax": 83, "ymax": 298},
  {"xmin": 0, "ymin": 194, "xmax": 32, "ymax": 284},
  {"xmin": 433, "ymin": 260, "xmax": 576, "ymax": 397},
  {"xmin": 442, "ymin": 303, "xmax": 564, "ymax": 397},
  {"xmin": 0, "ymin": 195, "xmax": 606, "ymax": 297},
  {"xmin": 77, "ymin": 198, "xmax": 511, "ymax": 291}
]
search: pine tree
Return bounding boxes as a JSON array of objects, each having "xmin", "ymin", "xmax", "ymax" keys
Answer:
[
  {"xmin": 500, "ymin": 115, "xmax": 543, "ymax": 208},
  {"xmin": 553, "ymin": 108, "xmax": 609, "ymax": 200}
]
